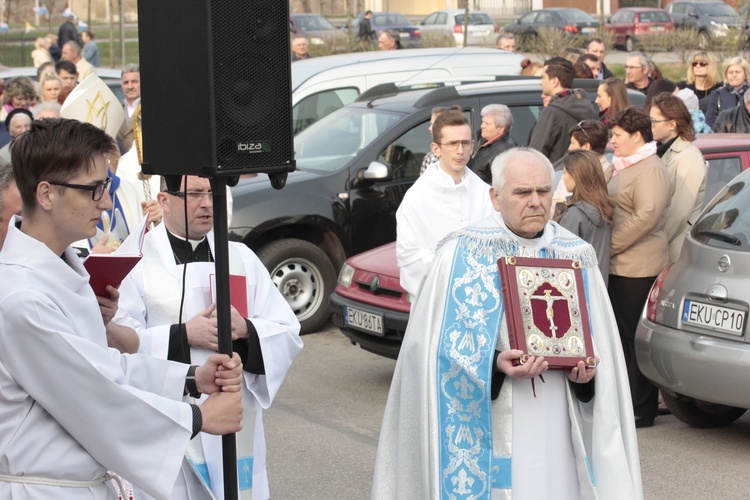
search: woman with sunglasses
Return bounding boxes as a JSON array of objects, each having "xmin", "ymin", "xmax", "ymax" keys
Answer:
[
  {"xmin": 677, "ymin": 52, "xmax": 721, "ymax": 114},
  {"xmin": 705, "ymin": 56, "xmax": 750, "ymax": 128}
]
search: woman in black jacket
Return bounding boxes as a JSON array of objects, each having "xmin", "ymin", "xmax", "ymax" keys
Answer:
[{"xmin": 705, "ymin": 56, "xmax": 750, "ymax": 128}]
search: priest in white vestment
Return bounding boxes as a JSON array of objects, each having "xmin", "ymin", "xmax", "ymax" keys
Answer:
[
  {"xmin": 373, "ymin": 148, "xmax": 642, "ymax": 499},
  {"xmin": 397, "ymin": 109, "xmax": 495, "ymax": 297},
  {"xmin": 0, "ymin": 118, "xmax": 243, "ymax": 499},
  {"xmin": 116, "ymin": 175, "xmax": 302, "ymax": 500}
]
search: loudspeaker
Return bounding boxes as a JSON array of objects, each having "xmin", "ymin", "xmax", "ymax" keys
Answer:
[{"xmin": 137, "ymin": 0, "xmax": 295, "ymax": 178}]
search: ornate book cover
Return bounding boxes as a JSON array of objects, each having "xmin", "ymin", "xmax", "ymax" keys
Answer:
[{"xmin": 498, "ymin": 256, "xmax": 596, "ymax": 369}]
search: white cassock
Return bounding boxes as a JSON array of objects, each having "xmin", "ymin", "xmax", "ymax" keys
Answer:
[
  {"xmin": 373, "ymin": 214, "xmax": 643, "ymax": 500},
  {"xmin": 116, "ymin": 223, "xmax": 302, "ymax": 500},
  {"xmin": 0, "ymin": 218, "xmax": 195, "ymax": 499},
  {"xmin": 396, "ymin": 162, "xmax": 495, "ymax": 297}
]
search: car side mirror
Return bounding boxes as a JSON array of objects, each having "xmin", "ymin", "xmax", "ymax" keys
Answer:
[{"xmin": 357, "ymin": 161, "xmax": 392, "ymax": 183}]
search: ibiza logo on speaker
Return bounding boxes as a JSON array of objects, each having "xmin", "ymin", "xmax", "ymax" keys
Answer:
[{"xmin": 237, "ymin": 141, "xmax": 271, "ymax": 154}]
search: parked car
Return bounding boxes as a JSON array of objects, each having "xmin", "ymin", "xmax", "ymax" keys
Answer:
[
  {"xmin": 666, "ymin": 0, "xmax": 747, "ymax": 48},
  {"xmin": 332, "ymin": 133, "xmax": 750, "ymax": 358},
  {"xmin": 635, "ymin": 145, "xmax": 750, "ymax": 427},
  {"xmin": 291, "ymin": 47, "xmax": 525, "ymax": 134},
  {"xmin": 604, "ymin": 7, "xmax": 675, "ymax": 51},
  {"xmin": 418, "ymin": 9, "xmax": 498, "ymax": 46},
  {"xmin": 503, "ymin": 8, "xmax": 599, "ymax": 41},
  {"xmin": 346, "ymin": 11, "xmax": 422, "ymax": 48},
  {"xmin": 289, "ymin": 12, "xmax": 348, "ymax": 48}
]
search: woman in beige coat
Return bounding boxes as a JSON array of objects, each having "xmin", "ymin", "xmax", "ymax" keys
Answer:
[
  {"xmin": 650, "ymin": 93, "xmax": 707, "ymax": 263},
  {"xmin": 607, "ymin": 107, "xmax": 671, "ymax": 429}
]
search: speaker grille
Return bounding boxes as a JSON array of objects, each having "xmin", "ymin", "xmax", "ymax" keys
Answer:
[
  {"xmin": 137, "ymin": 0, "xmax": 294, "ymax": 177},
  {"xmin": 211, "ymin": 1, "xmax": 294, "ymax": 172}
]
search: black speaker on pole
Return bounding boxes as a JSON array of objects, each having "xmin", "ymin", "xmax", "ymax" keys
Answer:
[{"xmin": 137, "ymin": 0, "xmax": 295, "ymax": 179}]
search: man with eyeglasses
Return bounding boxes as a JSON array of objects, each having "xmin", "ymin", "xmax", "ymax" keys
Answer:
[
  {"xmin": 115, "ymin": 174, "xmax": 302, "ymax": 499},
  {"xmin": 529, "ymin": 57, "xmax": 598, "ymax": 164},
  {"xmin": 0, "ymin": 118, "xmax": 244, "ymax": 498},
  {"xmin": 624, "ymin": 51, "xmax": 653, "ymax": 94},
  {"xmin": 396, "ymin": 109, "xmax": 495, "ymax": 297}
]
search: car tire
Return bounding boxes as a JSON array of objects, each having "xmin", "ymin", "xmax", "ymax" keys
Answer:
[
  {"xmin": 662, "ymin": 392, "xmax": 747, "ymax": 428},
  {"xmin": 258, "ymin": 239, "xmax": 337, "ymax": 335},
  {"xmin": 625, "ymin": 36, "xmax": 634, "ymax": 52}
]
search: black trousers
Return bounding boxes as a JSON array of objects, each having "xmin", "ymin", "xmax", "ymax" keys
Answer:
[{"xmin": 608, "ymin": 274, "xmax": 659, "ymax": 421}]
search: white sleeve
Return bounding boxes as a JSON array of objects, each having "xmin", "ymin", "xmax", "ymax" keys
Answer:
[
  {"xmin": 0, "ymin": 291, "xmax": 192, "ymax": 498},
  {"xmin": 396, "ymin": 196, "xmax": 434, "ymax": 297},
  {"xmin": 115, "ymin": 263, "xmax": 171, "ymax": 359},
  {"xmin": 238, "ymin": 246, "xmax": 303, "ymax": 408}
]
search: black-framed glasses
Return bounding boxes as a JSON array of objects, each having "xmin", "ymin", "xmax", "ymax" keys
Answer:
[
  {"xmin": 575, "ymin": 121, "xmax": 590, "ymax": 141},
  {"xmin": 49, "ymin": 177, "xmax": 112, "ymax": 201},
  {"xmin": 692, "ymin": 61, "xmax": 708, "ymax": 67},
  {"xmin": 437, "ymin": 140, "xmax": 473, "ymax": 151},
  {"xmin": 165, "ymin": 190, "xmax": 213, "ymax": 201}
]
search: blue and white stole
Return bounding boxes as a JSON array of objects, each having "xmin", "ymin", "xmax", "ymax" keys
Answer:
[{"xmin": 435, "ymin": 223, "xmax": 598, "ymax": 499}]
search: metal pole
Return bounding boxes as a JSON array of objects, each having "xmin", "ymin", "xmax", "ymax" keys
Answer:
[{"xmin": 209, "ymin": 175, "xmax": 239, "ymax": 500}]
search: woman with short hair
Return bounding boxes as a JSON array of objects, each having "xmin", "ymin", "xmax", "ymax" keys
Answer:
[
  {"xmin": 650, "ymin": 93, "xmax": 707, "ymax": 263},
  {"xmin": 0, "ymin": 76, "xmax": 36, "ymax": 121},
  {"xmin": 607, "ymin": 107, "xmax": 670, "ymax": 429},
  {"xmin": 705, "ymin": 56, "xmax": 750, "ymax": 128}
]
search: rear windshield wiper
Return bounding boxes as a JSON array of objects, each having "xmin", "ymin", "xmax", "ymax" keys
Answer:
[{"xmin": 695, "ymin": 229, "xmax": 741, "ymax": 245}]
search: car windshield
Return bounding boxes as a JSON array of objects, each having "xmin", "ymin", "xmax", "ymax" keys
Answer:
[
  {"xmin": 559, "ymin": 9, "xmax": 595, "ymax": 22},
  {"xmin": 640, "ymin": 11, "xmax": 672, "ymax": 22},
  {"xmin": 456, "ymin": 13, "xmax": 494, "ymax": 25},
  {"xmin": 296, "ymin": 15, "xmax": 336, "ymax": 31},
  {"xmin": 697, "ymin": 3, "xmax": 736, "ymax": 16},
  {"xmin": 294, "ymin": 107, "xmax": 403, "ymax": 173},
  {"xmin": 692, "ymin": 176, "xmax": 750, "ymax": 250},
  {"xmin": 374, "ymin": 14, "xmax": 412, "ymax": 26}
]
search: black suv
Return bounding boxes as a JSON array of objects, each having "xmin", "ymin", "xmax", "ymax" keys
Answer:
[
  {"xmin": 229, "ymin": 79, "xmax": 644, "ymax": 333},
  {"xmin": 666, "ymin": 0, "xmax": 747, "ymax": 48}
]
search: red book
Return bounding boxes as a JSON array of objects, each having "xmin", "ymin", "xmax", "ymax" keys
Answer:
[
  {"xmin": 83, "ymin": 215, "xmax": 148, "ymax": 297},
  {"xmin": 210, "ymin": 274, "xmax": 249, "ymax": 318},
  {"xmin": 498, "ymin": 256, "xmax": 595, "ymax": 369}
]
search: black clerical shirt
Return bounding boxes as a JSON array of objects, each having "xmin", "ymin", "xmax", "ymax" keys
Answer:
[{"xmin": 166, "ymin": 231, "xmax": 265, "ymax": 375}]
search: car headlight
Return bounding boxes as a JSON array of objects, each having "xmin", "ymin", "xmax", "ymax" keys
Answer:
[
  {"xmin": 310, "ymin": 37, "xmax": 324, "ymax": 45},
  {"xmin": 338, "ymin": 263, "xmax": 355, "ymax": 287}
]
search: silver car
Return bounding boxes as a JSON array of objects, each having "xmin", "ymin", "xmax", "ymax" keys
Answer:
[
  {"xmin": 418, "ymin": 9, "xmax": 498, "ymax": 46},
  {"xmin": 635, "ymin": 168, "xmax": 750, "ymax": 427}
]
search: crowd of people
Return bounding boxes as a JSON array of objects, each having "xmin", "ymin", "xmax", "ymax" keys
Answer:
[
  {"xmin": 379, "ymin": 39, "xmax": 726, "ymax": 497},
  {"xmin": 0, "ymin": 13, "xmax": 744, "ymax": 498}
]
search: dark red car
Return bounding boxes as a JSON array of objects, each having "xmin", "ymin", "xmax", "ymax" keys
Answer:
[
  {"xmin": 604, "ymin": 7, "xmax": 675, "ymax": 51},
  {"xmin": 330, "ymin": 134, "xmax": 750, "ymax": 359}
]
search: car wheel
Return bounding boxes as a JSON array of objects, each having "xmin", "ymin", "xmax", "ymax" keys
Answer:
[
  {"xmin": 625, "ymin": 36, "xmax": 634, "ymax": 52},
  {"xmin": 697, "ymin": 31, "xmax": 710, "ymax": 50},
  {"xmin": 258, "ymin": 239, "xmax": 337, "ymax": 335},
  {"xmin": 662, "ymin": 392, "xmax": 747, "ymax": 428}
]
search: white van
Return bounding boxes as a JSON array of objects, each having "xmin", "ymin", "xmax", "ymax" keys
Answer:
[{"xmin": 292, "ymin": 47, "xmax": 525, "ymax": 134}]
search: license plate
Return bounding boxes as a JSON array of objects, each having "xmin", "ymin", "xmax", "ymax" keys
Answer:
[
  {"xmin": 582, "ymin": 27, "xmax": 596, "ymax": 34},
  {"xmin": 399, "ymin": 32, "xmax": 409, "ymax": 39},
  {"xmin": 682, "ymin": 300, "xmax": 746, "ymax": 336},
  {"xmin": 345, "ymin": 306, "xmax": 384, "ymax": 335},
  {"xmin": 650, "ymin": 25, "xmax": 665, "ymax": 31}
]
